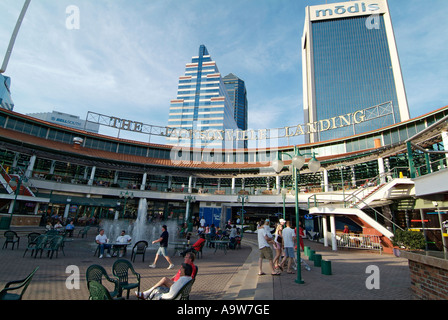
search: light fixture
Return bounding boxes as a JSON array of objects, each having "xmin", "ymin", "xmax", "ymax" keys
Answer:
[
  {"xmin": 308, "ymin": 155, "xmax": 321, "ymax": 173},
  {"xmin": 292, "ymin": 154, "xmax": 306, "ymax": 170},
  {"xmin": 272, "ymin": 159, "xmax": 284, "ymax": 174}
]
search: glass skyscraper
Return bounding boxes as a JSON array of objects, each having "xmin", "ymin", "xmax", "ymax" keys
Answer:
[
  {"xmin": 302, "ymin": 0, "xmax": 410, "ymax": 143},
  {"xmin": 223, "ymin": 73, "xmax": 248, "ymax": 148},
  {"xmin": 0, "ymin": 75, "xmax": 14, "ymax": 111},
  {"xmin": 167, "ymin": 45, "xmax": 240, "ymax": 149}
]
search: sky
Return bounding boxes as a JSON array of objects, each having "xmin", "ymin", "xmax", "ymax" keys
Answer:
[{"xmin": 0, "ymin": 0, "xmax": 447, "ymax": 146}]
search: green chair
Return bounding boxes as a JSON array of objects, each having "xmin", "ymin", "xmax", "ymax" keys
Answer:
[
  {"xmin": 78, "ymin": 226, "xmax": 90, "ymax": 238},
  {"xmin": 87, "ymin": 280, "xmax": 124, "ymax": 300},
  {"xmin": 112, "ymin": 259, "xmax": 141, "ymax": 299},
  {"xmin": 41, "ymin": 236, "xmax": 64, "ymax": 259},
  {"xmin": 2, "ymin": 230, "xmax": 20, "ymax": 250},
  {"xmin": 0, "ymin": 266, "xmax": 39, "ymax": 300},
  {"xmin": 130, "ymin": 240, "xmax": 148, "ymax": 262},
  {"xmin": 86, "ymin": 264, "xmax": 120, "ymax": 299},
  {"xmin": 166, "ymin": 278, "xmax": 195, "ymax": 300},
  {"xmin": 22, "ymin": 232, "xmax": 41, "ymax": 258},
  {"xmin": 31, "ymin": 234, "xmax": 48, "ymax": 258}
]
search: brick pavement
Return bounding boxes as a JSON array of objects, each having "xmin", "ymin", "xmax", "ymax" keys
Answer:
[{"xmin": 0, "ymin": 227, "xmax": 413, "ymax": 300}]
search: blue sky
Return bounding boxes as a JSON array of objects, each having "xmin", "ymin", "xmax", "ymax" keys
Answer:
[{"xmin": 0, "ymin": 0, "xmax": 447, "ymax": 145}]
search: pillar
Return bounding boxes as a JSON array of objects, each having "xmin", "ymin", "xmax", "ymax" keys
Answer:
[
  {"xmin": 87, "ymin": 166, "xmax": 96, "ymax": 186},
  {"xmin": 378, "ymin": 157, "xmax": 386, "ymax": 184},
  {"xmin": 323, "ymin": 169, "xmax": 329, "ymax": 192},
  {"xmin": 330, "ymin": 214, "xmax": 337, "ymax": 251},
  {"xmin": 25, "ymin": 154, "xmax": 36, "ymax": 179},
  {"xmin": 322, "ymin": 215, "xmax": 328, "ymax": 247},
  {"xmin": 231, "ymin": 177, "xmax": 236, "ymax": 194},
  {"xmin": 275, "ymin": 175, "xmax": 280, "ymax": 194},
  {"xmin": 188, "ymin": 176, "xmax": 193, "ymax": 193},
  {"xmin": 141, "ymin": 172, "xmax": 147, "ymax": 191},
  {"xmin": 114, "ymin": 171, "xmax": 119, "ymax": 184}
]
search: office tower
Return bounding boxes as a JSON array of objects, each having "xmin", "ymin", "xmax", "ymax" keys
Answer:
[
  {"xmin": 223, "ymin": 73, "xmax": 248, "ymax": 148},
  {"xmin": 0, "ymin": 75, "xmax": 14, "ymax": 110},
  {"xmin": 302, "ymin": 0, "xmax": 410, "ymax": 143},
  {"xmin": 167, "ymin": 45, "xmax": 239, "ymax": 149}
]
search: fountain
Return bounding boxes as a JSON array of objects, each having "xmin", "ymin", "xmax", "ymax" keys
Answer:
[{"xmin": 100, "ymin": 198, "xmax": 180, "ymax": 249}]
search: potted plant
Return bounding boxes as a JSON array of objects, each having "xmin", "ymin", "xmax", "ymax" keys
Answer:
[{"xmin": 392, "ymin": 229, "xmax": 426, "ymax": 256}]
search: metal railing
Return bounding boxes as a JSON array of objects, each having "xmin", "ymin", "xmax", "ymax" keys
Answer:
[{"xmin": 336, "ymin": 232, "xmax": 382, "ymax": 253}]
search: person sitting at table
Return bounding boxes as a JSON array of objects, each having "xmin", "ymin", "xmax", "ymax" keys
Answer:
[
  {"xmin": 135, "ymin": 254, "xmax": 196, "ymax": 300},
  {"xmin": 114, "ymin": 230, "xmax": 132, "ymax": 257},
  {"xmin": 95, "ymin": 229, "xmax": 112, "ymax": 258},
  {"xmin": 65, "ymin": 221, "xmax": 75, "ymax": 237},
  {"xmin": 54, "ymin": 220, "xmax": 63, "ymax": 231},
  {"xmin": 180, "ymin": 234, "xmax": 205, "ymax": 257}
]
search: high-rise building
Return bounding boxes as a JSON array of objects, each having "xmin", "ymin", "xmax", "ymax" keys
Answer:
[
  {"xmin": 167, "ymin": 45, "xmax": 240, "ymax": 149},
  {"xmin": 302, "ymin": 0, "xmax": 410, "ymax": 143},
  {"xmin": 223, "ymin": 73, "xmax": 248, "ymax": 148},
  {"xmin": 0, "ymin": 75, "xmax": 14, "ymax": 111}
]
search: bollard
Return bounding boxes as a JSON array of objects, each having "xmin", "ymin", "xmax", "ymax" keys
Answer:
[
  {"xmin": 313, "ymin": 254, "xmax": 322, "ymax": 267},
  {"xmin": 304, "ymin": 246, "xmax": 310, "ymax": 257},
  {"xmin": 309, "ymin": 250, "xmax": 315, "ymax": 261},
  {"xmin": 321, "ymin": 260, "xmax": 332, "ymax": 275}
]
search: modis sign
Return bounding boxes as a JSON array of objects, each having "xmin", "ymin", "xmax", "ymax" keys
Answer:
[{"xmin": 310, "ymin": 0, "xmax": 388, "ymax": 22}]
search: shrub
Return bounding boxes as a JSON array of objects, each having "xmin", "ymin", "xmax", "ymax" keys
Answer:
[{"xmin": 392, "ymin": 229, "xmax": 425, "ymax": 250}]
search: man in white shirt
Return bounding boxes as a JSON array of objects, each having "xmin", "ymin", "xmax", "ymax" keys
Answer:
[
  {"xmin": 115, "ymin": 230, "xmax": 132, "ymax": 257},
  {"xmin": 257, "ymin": 221, "xmax": 280, "ymax": 276},
  {"xmin": 280, "ymin": 221, "xmax": 296, "ymax": 273},
  {"xmin": 95, "ymin": 229, "xmax": 112, "ymax": 258}
]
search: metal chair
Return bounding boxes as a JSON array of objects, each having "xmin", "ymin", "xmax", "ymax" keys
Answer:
[
  {"xmin": 166, "ymin": 278, "xmax": 195, "ymax": 300},
  {"xmin": 32, "ymin": 234, "xmax": 48, "ymax": 258},
  {"xmin": 130, "ymin": 240, "xmax": 148, "ymax": 262},
  {"xmin": 2, "ymin": 230, "xmax": 20, "ymax": 250},
  {"xmin": 0, "ymin": 266, "xmax": 39, "ymax": 300},
  {"xmin": 112, "ymin": 259, "xmax": 141, "ymax": 299},
  {"xmin": 86, "ymin": 264, "xmax": 120, "ymax": 299},
  {"xmin": 41, "ymin": 235, "xmax": 64, "ymax": 259}
]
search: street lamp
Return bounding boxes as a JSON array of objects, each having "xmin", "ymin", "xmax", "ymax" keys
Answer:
[
  {"xmin": 237, "ymin": 194, "xmax": 249, "ymax": 239},
  {"xmin": 272, "ymin": 146, "xmax": 321, "ymax": 284},
  {"xmin": 119, "ymin": 191, "xmax": 134, "ymax": 219},
  {"xmin": 184, "ymin": 195, "xmax": 196, "ymax": 225}
]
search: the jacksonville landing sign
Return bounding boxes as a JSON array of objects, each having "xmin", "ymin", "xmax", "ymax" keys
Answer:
[{"xmin": 167, "ymin": 109, "xmax": 366, "ymax": 143}]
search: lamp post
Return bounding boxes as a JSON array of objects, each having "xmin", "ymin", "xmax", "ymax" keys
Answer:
[
  {"xmin": 237, "ymin": 194, "xmax": 249, "ymax": 239},
  {"xmin": 119, "ymin": 191, "xmax": 134, "ymax": 219},
  {"xmin": 184, "ymin": 195, "xmax": 196, "ymax": 225},
  {"xmin": 272, "ymin": 146, "xmax": 321, "ymax": 284}
]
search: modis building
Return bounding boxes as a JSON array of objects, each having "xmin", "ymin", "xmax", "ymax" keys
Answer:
[{"xmin": 302, "ymin": 0, "xmax": 410, "ymax": 143}]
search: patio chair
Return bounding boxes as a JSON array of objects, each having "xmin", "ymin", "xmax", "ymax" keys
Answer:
[
  {"xmin": 86, "ymin": 264, "xmax": 120, "ymax": 299},
  {"xmin": 0, "ymin": 266, "xmax": 39, "ymax": 300},
  {"xmin": 31, "ymin": 234, "xmax": 48, "ymax": 258},
  {"xmin": 78, "ymin": 226, "xmax": 90, "ymax": 238},
  {"xmin": 130, "ymin": 240, "xmax": 148, "ymax": 262},
  {"xmin": 112, "ymin": 259, "xmax": 141, "ymax": 299},
  {"xmin": 87, "ymin": 280, "xmax": 124, "ymax": 300},
  {"xmin": 41, "ymin": 235, "xmax": 64, "ymax": 259},
  {"xmin": 192, "ymin": 241, "xmax": 205, "ymax": 259},
  {"xmin": 2, "ymin": 230, "xmax": 20, "ymax": 250},
  {"xmin": 164, "ymin": 278, "xmax": 195, "ymax": 300},
  {"xmin": 22, "ymin": 232, "xmax": 42, "ymax": 258}
]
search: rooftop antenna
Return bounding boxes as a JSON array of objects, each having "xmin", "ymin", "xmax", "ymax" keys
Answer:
[{"xmin": 0, "ymin": 0, "xmax": 32, "ymax": 74}]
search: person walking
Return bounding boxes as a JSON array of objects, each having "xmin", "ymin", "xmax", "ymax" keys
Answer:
[
  {"xmin": 257, "ymin": 220, "xmax": 280, "ymax": 276},
  {"xmin": 280, "ymin": 221, "xmax": 296, "ymax": 274},
  {"xmin": 149, "ymin": 225, "xmax": 174, "ymax": 269}
]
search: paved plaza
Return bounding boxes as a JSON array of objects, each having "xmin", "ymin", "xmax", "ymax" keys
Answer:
[{"xmin": 0, "ymin": 227, "xmax": 413, "ymax": 301}]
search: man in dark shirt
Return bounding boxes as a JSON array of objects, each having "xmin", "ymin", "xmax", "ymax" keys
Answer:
[{"xmin": 149, "ymin": 225, "xmax": 174, "ymax": 269}]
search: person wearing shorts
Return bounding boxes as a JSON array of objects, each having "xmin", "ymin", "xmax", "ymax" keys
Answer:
[
  {"xmin": 257, "ymin": 221, "xmax": 280, "ymax": 276},
  {"xmin": 280, "ymin": 221, "xmax": 296, "ymax": 274},
  {"xmin": 149, "ymin": 225, "xmax": 174, "ymax": 269}
]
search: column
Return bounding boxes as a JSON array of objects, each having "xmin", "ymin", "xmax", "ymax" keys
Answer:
[
  {"xmin": 275, "ymin": 176, "xmax": 280, "ymax": 194},
  {"xmin": 141, "ymin": 172, "xmax": 147, "ymax": 191},
  {"xmin": 113, "ymin": 171, "xmax": 119, "ymax": 184},
  {"xmin": 322, "ymin": 215, "xmax": 328, "ymax": 247},
  {"xmin": 25, "ymin": 155, "xmax": 36, "ymax": 179},
  {"xmin": 330, "ymin": 215, "xmax": 337, "ymax": 251},
  {"xmin": 217, "ymin": 178, "xmax": 221, "ymax": 191},
  {"xmin": 231, "ymin": 177, "xmax": 235, "ymax": 194},
  {"xmin": 168, "ymin": 176, "xmax": 172, "ymax": 190},
  {"xmin": 442, "ymin": 131, "xmax": 448, "ymax": 166},
  {"xmin": 323, "ymin": 169, "xmax": 329, "ymax": 192},
  {"xmin": 188, "ymin": 176, "xmax": 193, "ymax": 193},
  {"xmin": 378, "ymin": 157, "xmax": 386, "ymax": 184},
  {"xmin": 88, "ymin": 166, "xmax": 96, "ymax": 186},
  {"xmin": 50, "ymin": 160, "xmax": 56, "ymax": 175}
]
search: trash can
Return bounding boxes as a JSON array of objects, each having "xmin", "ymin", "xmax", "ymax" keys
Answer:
[
  {"xmin": 321, "ymin": 260, "xmax": 332, "ymax": 275},
  {"xmin": 0, "ymin": 216, "xmax": 11, "ymax": 230},
  {"xmin": 309, "ymin": 250, "xmax": 315, "ymax": 261},
  {"xmin": 314, "ymin": 254, "xmax": 322, "ymax": 267}
]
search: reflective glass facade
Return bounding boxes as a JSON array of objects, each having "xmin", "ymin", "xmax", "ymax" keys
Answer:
[
  {"xmin": 303, "ymin": 0, "xmax": 410, "ymax": 143},
  {"xmin": 167, "ymin": 45, "xmax": 239, "ymax": 149},
  {"xmin": 312, "ymin": 15, "xmax": 399, "ymax": 141},
  {"xmin": 0, "ymin": 75, "xmax": 14, "ymax": 111}
]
